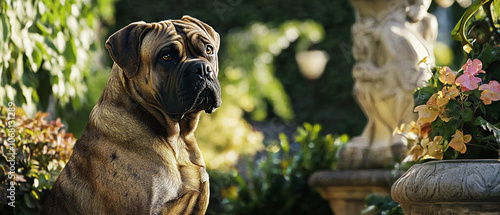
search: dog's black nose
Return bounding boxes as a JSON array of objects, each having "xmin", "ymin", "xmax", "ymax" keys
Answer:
[{"xmin": 190, "ymin": 62, "xmax": 213, "ymax": 78}]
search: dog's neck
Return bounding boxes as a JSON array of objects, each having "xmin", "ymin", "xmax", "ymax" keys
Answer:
[{"xmin": 86, "ymin": 64, "xmax": 203, "ymax": 164}]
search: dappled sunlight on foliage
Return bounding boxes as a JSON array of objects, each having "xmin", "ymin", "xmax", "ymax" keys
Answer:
[
  {"xmin": 0, "ymin": 0, "xmax": 115, "ymax": 115},
  {"xmin": 196, "ymin": 104, "xmax": 264, "ymax": 170},
  {"xmin": 207, "ymin": 123, "xmax": 347, "ymax": 215},
  {"xmin": 197, "ymin": 20, "xmax": 325, "ymax": 169},
  {"xmin": 223, "ymin": 20, "xmax": 324, "ymax": 121}
]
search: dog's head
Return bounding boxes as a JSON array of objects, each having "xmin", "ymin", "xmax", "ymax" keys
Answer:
[{"xmin": 105, "ymin": 16, "xmax": 221, "ymax": 119}]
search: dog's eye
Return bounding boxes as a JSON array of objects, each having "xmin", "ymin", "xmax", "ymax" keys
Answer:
[
  {"xmin": 161, "ymin": 54, "xmax": 172, "ymax": 62},
  {"xmin": 206, "ymin": 46, "xmax": 213, "ymax": 55}
]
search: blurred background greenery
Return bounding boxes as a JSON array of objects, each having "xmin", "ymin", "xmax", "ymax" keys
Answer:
[{"xmin": 0, "ymin": 0, "xmax": 469, "ymax": 214}]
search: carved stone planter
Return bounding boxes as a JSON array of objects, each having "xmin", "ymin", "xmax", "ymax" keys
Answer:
[{"xmin": 391, "ymin": 159, "xmax": 500, "ymax": 215}]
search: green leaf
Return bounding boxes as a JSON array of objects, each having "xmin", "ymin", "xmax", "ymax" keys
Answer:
[
  {"xmin": 0, "ymin": 15, "xmax": 9, "ymax": 43},
  {"xmin": 414, "ymin": 86, "xmax": 438, "ymax": 106},
  {"xmin": 477, "ymin": 43, "xmax": 495, "ymax": 66},
  {"xmin": 24, "ymin": 193, "xmax": 33, "ymax": 208},
  {"xmin": 35, "ymin": 22, "xmax": 51, "ymax": 35},
  {"xmin": 451, "ymin": 0, "xmax": 490, "ymax": 49},
  {"xmin": 491, "ymin": 0, "xmax": 500, "ymax": 29},
  {"xmin": 64, "ymin": 37, "xmax": 77, "ymax": 64},
  {"xmin": 279, "ymin": 133, "xmax": 289, "ymax": 154},
  {"xmin": 480, "ymin": 104, "xmax": 487, "ymax": 114},
  {"xmin": 31, "ymin": 47, "xmax": 42, "ymax": 71},
  {"xmin": 447, "ymin": 99, "xmax": 461, "ymax": 111},
  {"xmin": 475, "ymin": 116, "xmax": 500, "ymax": 142}
]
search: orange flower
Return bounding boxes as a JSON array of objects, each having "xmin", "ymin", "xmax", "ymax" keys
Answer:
[
  {"xmin": 438, "ymin": 66, "xmax": 457, "ymax": 85},
  {"xmin": 479, "ymin": 80, "xmax": 500, "ymax": 105},
  {"xmin": 419, "ymin": 122, "xmax": 432, "ymax": 138},
  {"xmin": 448, "ymin": 130, "xmax": 471, "ymax": 154}
]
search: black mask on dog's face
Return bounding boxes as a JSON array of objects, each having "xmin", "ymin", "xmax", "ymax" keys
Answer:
[{"xmin": 105, "ymin": 16, "xmax": 221, "ymax": 120}]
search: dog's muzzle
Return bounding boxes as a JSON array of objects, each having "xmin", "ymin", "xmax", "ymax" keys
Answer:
[{"xmin": 187, "ymin": 61, "xmax": 221, "ymax": 114}]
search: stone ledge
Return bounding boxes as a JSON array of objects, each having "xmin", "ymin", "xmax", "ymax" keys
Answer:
[
  {"xmin": 309, "ymin": 169, "xmax": 396, "ymax": 187},
  {"xmin": 309, "ymin": 169, "xmax": 400, "ymax": 215}
]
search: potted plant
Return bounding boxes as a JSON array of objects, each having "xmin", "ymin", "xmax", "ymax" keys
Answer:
[{"xmin": 391, "ymin": 0, "xmax": 500, "ymax": 214}]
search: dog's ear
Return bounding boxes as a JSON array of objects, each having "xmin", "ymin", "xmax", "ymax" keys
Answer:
[
  {"xmin": 181, "ymin": 15, "xmax": 220, "ymax": 50},
  {"xmin": 106, "ymin": 22, "xmax": 152, "ymax": 78}
]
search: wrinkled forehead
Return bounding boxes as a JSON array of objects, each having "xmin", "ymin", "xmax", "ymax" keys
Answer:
[{"xmin": 140, "ymin": 20, "xmax": 216, "ymax": 57}]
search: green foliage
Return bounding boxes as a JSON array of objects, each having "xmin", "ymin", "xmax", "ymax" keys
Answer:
[
  {"xmin": 0, "ymin": 0, "xmax": 115, "ymax": 116},
  {"xmin": 207, "ymin": 123, "xmax": 347, "ymax": 215},
  {"xmin": 0, "ymin": 105, "xmax": 75, "ymax": 214},
  {"xmin": 364, "ymin": 194, "xmax": 404, "ymax": 215},
  {"xmin": 223, "ymin": 20, "xmax": 324, "ymax": 121},
  {"xmin": 451, "ymin": 0, "xmax": 490, "ymax": 50},
  {"xmin": 451, "ymin": 0, "xmax": 500, "ymax": 56},
  {"xmin": 199, "ymin": 20, "xmax": 327, "ymax": 168}
]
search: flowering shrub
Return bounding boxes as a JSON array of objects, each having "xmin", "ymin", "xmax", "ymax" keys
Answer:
[
  {"xmin": 399, "ymin": 58, "xmax": 500, "ymax": 161},
  {"xmin": 0, "ymin": 107, "xmax": 75, "ymax": 214}
]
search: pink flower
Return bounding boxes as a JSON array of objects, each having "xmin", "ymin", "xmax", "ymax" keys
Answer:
[
  {"xmin": 462, "ymin": 58, "xmax": 485, "ymax": 75},
  {"xmin": 455, "ymin": 59, "xmax": 485, "ymax": 91},
  {"xmin": 479, "ymin": 81, "xmax": 500, "ymax": 105}
]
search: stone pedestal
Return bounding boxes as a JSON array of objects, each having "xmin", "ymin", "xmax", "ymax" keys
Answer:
[
  {"xmin": 309, "ymin": 170, "xmax": 398, "ymax": 215},
  {"xmin": 392, "ymin": 160, "xmax": 500, "ymax": 215}
]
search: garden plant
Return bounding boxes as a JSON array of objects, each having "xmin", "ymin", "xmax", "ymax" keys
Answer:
[{"xmin": 367, "ymin": 1, "xmax": 500, "ymax": 214}]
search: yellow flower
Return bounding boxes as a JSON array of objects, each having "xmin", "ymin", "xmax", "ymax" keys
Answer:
[
  {"xmin": 423, "ymin": 136, "xmax": 444, "ymax": 160},
  {"xmin": 409, "ymin": 144, "xmax": 424, "ymax": 161},
  {"xmin": 394, "ymin": 121, "xmax": 420, "ymax": 136},
  {"xmin": 415, "ymin": 93, "xmax": 446, "ymax": 126},
  {"xmin": 438, "ymin": 66, "xmax": 457, "ymax": 85},
  {"xmin": 448, "ymin": 130, "xmax": 471, "ymax": 154},
  {"xmin": 434, "ymin": 86, "xmax": 459, "ymax": 122},
  {"xmin": 394, "ymin": 121, "xmax": 421, "ymax": 143},
  {"xmin": 415, "ymin": 104, "xmax": 439, "ymax": 126},
  {"xmin": 436, "ymin": 91, "xmax": 449, "ymax": 108},
  {"xmin": 441, "ymin": 85, "xmax": 460, "ymax": 100}
]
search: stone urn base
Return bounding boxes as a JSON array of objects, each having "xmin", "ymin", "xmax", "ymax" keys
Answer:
[
  {"xmin": 391, "ymin": 159, "xmax": 500, "ymax": 215},
  {"xmin": 309, "ymin": 170, "xmax": 397, "ymax": 215}
]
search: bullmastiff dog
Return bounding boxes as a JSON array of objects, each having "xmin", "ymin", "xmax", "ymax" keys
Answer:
[{"xmin": 41, "ymin": 16, "xmax": 221, "ymax": 215}]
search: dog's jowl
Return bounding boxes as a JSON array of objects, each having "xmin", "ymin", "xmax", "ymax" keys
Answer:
[{"xmin": 41, "ymin": 16, "xmax": 221, "ymax": 215}]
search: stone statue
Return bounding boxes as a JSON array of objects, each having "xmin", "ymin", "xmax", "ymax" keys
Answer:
[{"xmin": 337, "ymin": 0, "xmax": 437, "ymax": 169}]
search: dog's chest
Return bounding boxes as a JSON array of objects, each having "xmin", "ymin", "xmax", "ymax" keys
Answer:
[
  {"xmin": 150, "ymin": 163, "xmax": 209, "ymax": 214},
  {"xmin": 178, "ymin": 163, "xmax": 208, "ymax": 191}
]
